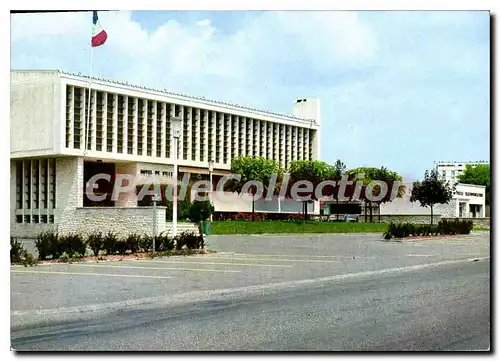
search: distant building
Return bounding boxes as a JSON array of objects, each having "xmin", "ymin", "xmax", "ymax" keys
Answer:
[{"xmin": 435, "ymin": 160, "xmax": 489, "ymax": 185}]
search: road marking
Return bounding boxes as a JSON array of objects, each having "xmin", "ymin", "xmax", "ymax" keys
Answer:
[
  {"xmin": 12, "ymin": 257, "xmax": 489, "ymax": 318},
  {"xmin": 180, "ymin": 256, "xmax": 341, "ymax": 263},
  {"xmin": 233, "ymin": 253, "xmax": 376, "ymax": 259},
  {"xmin": 407, "ymin": 254, "xmax": 434, "ymax": 257},
  {"xmin": 64, "ymin": 263, "xmax": 241, "ymax": 273},
  {"xmin": 11, "ymin": 270, "xmax": 173, "ymax": 279},
  {"xmin": 132, "ymin": 260, "xmax": 292, "ymax": 268}
]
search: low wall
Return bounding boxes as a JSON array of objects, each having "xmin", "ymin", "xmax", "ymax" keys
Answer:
[
  {"xmin": 59, "ymin": 207, "xmax": 167, "ymax": 237},
  {"xmin": 360, "ymin": 214, "xmax": 443, "ymax": 224},
  {"xmin": 442, "ymin": 217, "xmax": 490, "ymax": 229}
]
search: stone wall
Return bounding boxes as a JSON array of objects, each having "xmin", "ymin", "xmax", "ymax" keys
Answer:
[
  {"xmin": 360, "ymin": 214, "xmax": 443, "ymax": 224},
  {"xmin": 442, "ymin": 217, "xmax": 491, "ymax": 229},
  {"xmin": 58, "ymin": 206, "xmax": 168, "ymax": 237}
]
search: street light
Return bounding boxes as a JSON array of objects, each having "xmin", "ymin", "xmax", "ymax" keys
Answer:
[
  {"xmin": 152, "ymin": 192, "xmax": 161, "ymax": 253},
  {"xmin": 171, "ymin": 116, "xmax": 183, "ymax": 237},
  {"xmin": 208, "ymin": 159, "xmax": 214, "ymax": 222}
]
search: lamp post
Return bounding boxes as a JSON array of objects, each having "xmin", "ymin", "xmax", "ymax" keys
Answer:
[
  {"xmin": 152, "ymin": 193, "xmax": 161, "ymax": 253},
  {"xmin": 171, "ymin": 116, "xmax": 183, "ymax": 238},
  {"xmin": 208, "ymin": 159, "xmax": 214, "ymax": 222}
]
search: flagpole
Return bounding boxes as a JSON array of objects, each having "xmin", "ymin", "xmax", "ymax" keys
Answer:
[{"xmin": 84, "ymin": 27, "xmax": 94, "ymax": 157}]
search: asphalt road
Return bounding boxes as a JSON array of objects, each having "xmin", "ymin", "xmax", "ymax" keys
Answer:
[
  {"xmin": 11, "ymin": 258, "xmax": 490, "ymax": 351},
  {"xmin": 11, "ymin": 232, "xmax": 490, "ymax": 313}
]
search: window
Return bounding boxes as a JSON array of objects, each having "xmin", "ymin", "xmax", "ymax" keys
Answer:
[
  {"xmin": 127, "ymin": 96, "xmax": 135, "ymax": 154},
  {"xmin": 65, "ymin": 86, "xmax": 73, "ymax": 148},
  {"xmin": 147, "ymin": 100, "xmax": 154, "ymax": 157},
  {"xmin": 155, "ymin": 170, "xmax": 160, "ymax": 175},
  {"xmin": 156, "ymin": 102, "xmax": 163, "ymax": 158},
  {"xmin": 15, "ymin": 159, "xmax": 55, "ymax": 224},
  {"xmin": 165, "ymin": 104, "xmax": 172, "ymax": 159},
  {"xmin": 73, "ymin": 87, "xmax": 83, "ymax": 149},
  {"xmin": 117, "ymin": 95, "xmax": 125, "ymax": 153},
  {"xmin": 96, "ymin": 91, "xmax": 104, "ymax": 151},
  {"xmin": 106, "ymin": 94, "xmax": 114, "ymax": 152},
  {"xmin": 137, "ymin": 99, "xmax": 144, "ymax": 155}
]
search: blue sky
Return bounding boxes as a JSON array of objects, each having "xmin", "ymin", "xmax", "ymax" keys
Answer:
[{"xmin": 11, "ymin": 10, "xmax": 490, "ymax": 180}]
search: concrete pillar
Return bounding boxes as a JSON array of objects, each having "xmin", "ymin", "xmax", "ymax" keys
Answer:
[{"xmin": 115, "ymin": 162, "xmax": 138, "ymax": 207}]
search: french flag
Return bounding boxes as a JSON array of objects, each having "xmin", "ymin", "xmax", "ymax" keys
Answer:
[{"xmin": 91, "ymin": 11, "xmax": 108, "ymax": 47}]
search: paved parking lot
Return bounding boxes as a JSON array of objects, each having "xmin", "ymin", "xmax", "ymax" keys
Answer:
[{"xmin": 11, "ymin": 231, "xmax": 490, "ymax": 327}]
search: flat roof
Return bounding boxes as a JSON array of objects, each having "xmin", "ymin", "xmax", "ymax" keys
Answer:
[{"xmin": 11, "ymin": 69, "xmax": 317, "ymax": 124}]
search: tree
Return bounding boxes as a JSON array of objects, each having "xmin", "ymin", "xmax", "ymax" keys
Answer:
[
  {"xmin": 287, "ymin": 160, "xmax": 336, "ymax": 220},
  {"xmin": 457, "ymin": 164, "xmax": 490, "ymax": 205},
  {"xmin": 410, "ymin": 168, "xmax": 455, "ymax": 226},
  {"xmin": 347, "ymin": 167, "xmax": 405, "ymax": 222},
  {"xmin": 188, "ymin": 200, "xmax": 215, "ymax": 223},
  {"xmin": 332, "ymin": 160, "xmax": 347, "ymax": 220},
  {"xmin": 228, "ymin": 156, "xmax": 283, "ymax": 215}
]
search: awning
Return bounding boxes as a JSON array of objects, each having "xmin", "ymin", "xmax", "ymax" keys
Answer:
[{"xmin": 179, "ymin": 166, "xmax": 231, "ymax": 176}]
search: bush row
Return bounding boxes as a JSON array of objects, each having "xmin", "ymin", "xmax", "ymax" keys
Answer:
[
  {"xmin": 384, "ymin": 219, "xmax": 473, "ymax": 239},
  {"xmin": 35, "ymin": 230, "xmax": 204, "ymax": 260}
]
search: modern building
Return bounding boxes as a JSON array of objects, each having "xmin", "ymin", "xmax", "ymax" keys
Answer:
[
  {"xmin": 435, "ymin": 160, "xmax": 489, "ymax": 185},
  {"xmin": 10, "ymin": 70, "xmax": 321, "ymax": 239}
]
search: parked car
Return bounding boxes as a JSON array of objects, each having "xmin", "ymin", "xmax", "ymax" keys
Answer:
[{"xmin": 344, "ymin": 214, "xmax": 359, "ymax": 222}]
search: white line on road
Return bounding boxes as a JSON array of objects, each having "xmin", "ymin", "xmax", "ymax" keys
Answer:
[
  {"xmin": 233, "ymin": 253, "xmax": 377, "ymax": 259},
  {"xmin": 187, "ymin": 256, "xmax": 341, "ymax": 263},
  {"xmin": 11, "ymin": 270, "xmax": 174, "ymax": 279},
  {"xmin": 132, "ymin": 260, "xmax": 293, "ymax": 268},
  {"xmin": 11, "ymin": 257, "xmax": 489, "ymax": 318},
  {"xmin": 64, "ymin": 263, "xmax": 242, "ymax": 273}
]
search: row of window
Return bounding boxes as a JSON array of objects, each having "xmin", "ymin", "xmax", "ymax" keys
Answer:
[
  {"xmin": 14, "ymin": 159, "xmax": 56, "ymax": 224},
  {"xmin": 15, "ymin": 214, "xmax": 54, "ymax": 224},
  {"xmin": 65, "ymin": 86, "xmax": 317, "ymax": 168}
]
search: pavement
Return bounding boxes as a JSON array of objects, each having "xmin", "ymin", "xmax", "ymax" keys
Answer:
[{"xmin": 10, "ymin": 231, "xmax": 491, "ymax": 351}]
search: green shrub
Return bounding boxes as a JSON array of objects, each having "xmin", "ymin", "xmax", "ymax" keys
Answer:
[
  {"xmin": 59, "ymin": 233, "xmax": 87, "ymax": 257},
  {"xmin": 385, "ymin": 219, "xmax": 474, "ymax": 239},
  {"xmin": 87, "ymin": 232, "xmax": 104, "ymax": 257},
  {"xmin": 11, "ymin": 237, "xmax": 27, "ymax": 263},
  {"xmin": 72, "ymin": 251, "xmax": 84, "ymax": 259},
  {"xmin": 125, "ymin": 233, "xmax": 141, "ymax": 254},
  {"xmin": 22, "ymin": 253, "xmax": 37, "ymax": 267},
  {"xmin": 103, "ymin": 232, "xmax": 119, "ymax": 255},
  {"xmin": 60, "ymin": 252, "xmax": 70, "ymax": 263},
  {"xmin": 438, "ymin": 219, "xmax": 473, "ymax": 235},
  {"xmin": 174, "ymin": 231, "xmax": 204, "ymax": 250},
  {"xmin": 188, "ymin": 200, "xmax": 214, "ymax": 223},
  {"xmin": 139, "ymin": 234, "xmax": 153, "ymax": 253},
  {"xmin": 35, "ymin": 231, "xmax": 60, "ymax": 260},
  {"xmin": 114, "ymin": 239, "xmax": 129, "ymax": 255},
  {"xmin": 157, "ymin": 232, "xmax": 175, "ymax": 252}
]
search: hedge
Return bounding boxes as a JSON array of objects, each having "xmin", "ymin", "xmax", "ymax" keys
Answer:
[
  {"xmin": 34, "ymin": 230, "xmax": 204, "ymax": 260},
  {"xmin": 384, "ymin": 219, "xmax": 473, "ymax": 239}
]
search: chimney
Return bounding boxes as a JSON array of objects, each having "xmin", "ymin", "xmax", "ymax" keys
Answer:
[{"xmin": 293, "ymin": 98, "xmax": 321, "ymax": 125}]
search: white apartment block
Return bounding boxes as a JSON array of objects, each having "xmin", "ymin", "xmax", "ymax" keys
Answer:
[
  {"xmin": 435, "ymin": 160, "xmax": 489, "ymax": 185},
  {"xmin": 10, "ymin": 70, "xmax": 321, "ymax": 239}
]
